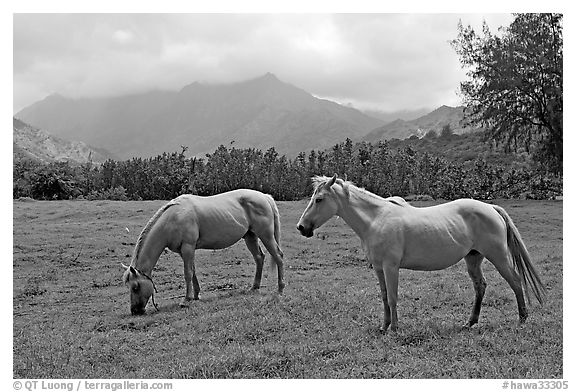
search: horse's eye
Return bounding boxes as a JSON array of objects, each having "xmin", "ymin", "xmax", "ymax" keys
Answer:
[
  {"xmin": 315, "ymin": 198, "xmax": 323, "ymax": 204},
  {"xmin": 132, "ymin": 285, "xmax": 140, "ymax": 293}
]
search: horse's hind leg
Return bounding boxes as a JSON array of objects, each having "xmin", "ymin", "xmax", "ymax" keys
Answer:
[
  {"xmin": 464, "ymin": 251, "xmax": 487, "ymax": 327},
  {"xmin": 485, "ymin": 247, "xmax": 528, "ymax": 323},
  {"xmin": 244, "ymin": 231, "xmax": 265, "ymax": 290},
  {"xmin": 374, "ymin": 267, "xmax": 391, "ymax": 332},
  {"xmin": 258, "ymin": 233, "xmax": 285, "ymax": 293},
  {"xmin": 180, "ymin": 243, "xmax": 200, "ymax": 306}
]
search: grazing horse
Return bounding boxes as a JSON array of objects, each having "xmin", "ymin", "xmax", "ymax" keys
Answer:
[
  {"xmin": 296, "ymin": 175, "xmax": 545, "ymax": 332},
  {"xmin": 122, "ymin": 189, "xmax": 285, "ymax": 315}
]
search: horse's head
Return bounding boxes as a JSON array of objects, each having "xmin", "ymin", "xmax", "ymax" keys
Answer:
[
  {"xmin": 297, "ymin": 174, "xmax": 341, "ymax": 238},
  {"xmin": 122, "ymin": 265, "xmax": 155, "ymax": 316}
]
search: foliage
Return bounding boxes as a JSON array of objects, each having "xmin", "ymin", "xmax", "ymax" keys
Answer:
[
  {"xmin": 14, "ymin": 161, "xmax": 81, "ymax": 200},
  {"xmin": 451, "ymin": 13, "xmax": 563, "ymax": 174},
  {"xmin": 13, "ymin": 137, "xmax": 562, "ymax": 201},
  {"xmin": 86, "ymin": 186, "xmax": 129, "ymax": 201}
]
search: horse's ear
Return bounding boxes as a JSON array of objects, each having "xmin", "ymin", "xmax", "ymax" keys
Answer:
[{"xmin": 327, "ymin": 174, "xmax": 337, "ymax": 187}]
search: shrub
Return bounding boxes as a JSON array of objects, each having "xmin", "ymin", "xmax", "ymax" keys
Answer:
[{"xmin": 85, "ymin": 186, "xmax": 128, "ymax": 201}]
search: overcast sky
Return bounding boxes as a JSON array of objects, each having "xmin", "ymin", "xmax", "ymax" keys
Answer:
[{"xmin": 13, "ymin": 13, "xmax": 515, "ymax": 114}]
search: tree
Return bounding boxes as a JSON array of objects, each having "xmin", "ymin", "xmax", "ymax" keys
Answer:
[
  {"xmin": 451, "ymin": 13, "xmax": 563, "ymax": 173},
  {"xmin": 29, "ymin": 162, "xmax": 80, "ymax": 200},
  {"xmin": 440, "ymin": 124, "xmax": 454, "ymax": 139}
]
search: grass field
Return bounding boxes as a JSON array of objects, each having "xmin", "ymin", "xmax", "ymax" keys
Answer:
[{"xmin": 13, "ymin": 198, "xmax": 563, "ymax": 379}]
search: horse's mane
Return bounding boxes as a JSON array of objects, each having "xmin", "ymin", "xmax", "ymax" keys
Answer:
[
  {"xmin": 311, "ymin": 175, "xmax": 408, "ymax": 206},
  {"xmin": 312, "ymin": 175, "xmax": 341, "ymax": 191},
  {"xmin": 131, "ymin": 199, "xmax": 179, "ymax": 265}
]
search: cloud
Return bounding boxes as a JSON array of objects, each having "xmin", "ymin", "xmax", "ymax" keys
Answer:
[
  {"xmin": 113, "ymin": 29, "xmax": 135, "ymax": 45},
  {"xmin": 13, "ymin": 13, "xmax": 514, "ymax": 113}
]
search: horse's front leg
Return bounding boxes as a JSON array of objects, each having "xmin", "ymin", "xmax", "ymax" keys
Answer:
[
  {"xmin": 180, "ymin": 243, "xmax": 200, "ymax": 307},
  {"xmin": 382, "ymin": 264, "xmax": 400, "ymax": 332},
  {"xmin": 374, "ymin": 267, "xmax": 391, "ymax": 332}
]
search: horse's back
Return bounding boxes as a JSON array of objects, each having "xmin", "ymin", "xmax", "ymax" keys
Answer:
[
  {"xmin": 375, "ymin": 198, "xmax": 506, "ymax": 270},
  {"xmin": 412, "ymin": 198, "xmax": 495, "ymax": 217},
  {"xmin": 173, "ymin": 189, "xmax": 269, "ymax": 212},
  {"xmin": 444, "ymin": 199, "xmax": 503, "ymax": 224},
  {"xmin": 167, "ymin": 190, "xmax": 276, "ymax": 249},
  {"xmin": 411, "ymin": 199, "xmax": 505, "ymax": 234},
  {"xmin": 421, "ymin": 198, "xmax": 507, "ymax": 247}
]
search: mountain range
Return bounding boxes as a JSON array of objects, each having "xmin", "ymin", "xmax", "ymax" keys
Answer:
[
  {"xmin": 13, "ymin": 118, "xmax": 114, "ymax": 164},
  {"xmin": 15, "ymin": 73, "xmax": 471, "ymax": 161},
  {"xmin": 16, "ymin": 73, "xmax": 386, "ymax": 159}
]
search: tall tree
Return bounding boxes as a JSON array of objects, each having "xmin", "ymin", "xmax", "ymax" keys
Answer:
[{"xmin": 452, "ymin": 13, "xmax": 563, "ymax": 173}]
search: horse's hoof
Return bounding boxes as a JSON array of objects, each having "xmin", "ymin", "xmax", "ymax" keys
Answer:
[
  {"xmin": 519, "ymin": 316, "xmax": 528, "ymax": 324},
  {"xmin": 378, "ymin": 324, "xmax": 391, "ymax": 334},
  {"xmin": 463, "ymin": 320, "xmax": 477, "ymax": 329},
  {"xmin": 179, "ymin": 300, "xmax": 191, "ymax": 308}
]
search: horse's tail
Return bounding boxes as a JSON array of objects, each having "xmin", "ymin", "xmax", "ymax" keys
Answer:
[
  {"xmin": 262, "ymin": 194, "xmax": 284, "ymax": 283},
  {"xmin": 265, "ymin": 194, "xmax": 283, "ymax": 258},
  {"xmin": 493, "ymin": 205, "xmax": 546, "ymax": 305}
]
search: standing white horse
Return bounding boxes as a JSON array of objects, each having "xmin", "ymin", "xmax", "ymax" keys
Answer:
[
  {"xmin": 297, "ymin": 175, "xmax": 545, "ymax": 332},
  {"xmin": 123, "ymin": 189, "xmax": 285, "ymax": 315}
]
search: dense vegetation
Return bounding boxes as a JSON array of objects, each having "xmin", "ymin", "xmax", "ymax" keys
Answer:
[{"xmin": 13, "ymin": 132, "xmax": 562, "ymax": 202}]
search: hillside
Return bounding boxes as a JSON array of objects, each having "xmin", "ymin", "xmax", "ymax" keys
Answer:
[
  {"xmin": 386, "ymin": 130, "xmax": 530, "ymax": 169},
  {"xmin": 13, "ymin": 118, "xmax": 115, "ymax": 164},
  {"xmin": 16, "ymin": 73, "xmax": 384, "ymax": 159},
  {"xmin": 363, "ymin": 105, "xmax": 476, "ymax": 142}
]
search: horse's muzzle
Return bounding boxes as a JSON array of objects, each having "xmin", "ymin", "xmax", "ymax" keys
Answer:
[{"xmin": 297, "ymin": 224, "xmax": 314, "ymax": 238}]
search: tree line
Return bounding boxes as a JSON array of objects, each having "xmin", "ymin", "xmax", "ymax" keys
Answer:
[{"xmin": 13, "ymin": 139, "xmax": 562, "ymax": 202}]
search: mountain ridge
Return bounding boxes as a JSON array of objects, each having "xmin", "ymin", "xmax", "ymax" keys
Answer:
[
  {"xmin": 16, "ymin": 73, "xmax": 385, "ymax": 159},
  {"xmin": 363, "ymin": 105, "xmax": 476, "ymax": 142}
]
